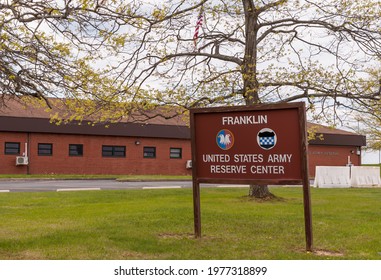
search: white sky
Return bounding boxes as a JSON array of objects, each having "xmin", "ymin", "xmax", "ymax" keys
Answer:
[{"xmin": 362, "ymin": 150, "xmax": 380, "ymax": 164}]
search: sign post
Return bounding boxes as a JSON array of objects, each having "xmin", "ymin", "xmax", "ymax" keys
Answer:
[{"xmin": 190, "ymin": 102, "xmax": 313, "ymax": 251}]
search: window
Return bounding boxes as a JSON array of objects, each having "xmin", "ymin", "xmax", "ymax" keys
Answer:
[
  {"xmin": 170, "ymin": 148, "xmax": 182, "ymax": 159},
  {"xmin": 69, "ymin": 144, "xmax": 83, "ymax": 156},
  {"xmin": 102, "ymin": 145, "xmax": 126, "ymax": 157},
  {"xmin": 38, "ymin": 143, "xmax": 53, "ymax": 156},
  {"xmin": 5, "ymin": 142, "xmax": 20, "ymax": 155},
  {"xmin": 143, "ymin": 147, "xmax": 156, "ymax": 158}
]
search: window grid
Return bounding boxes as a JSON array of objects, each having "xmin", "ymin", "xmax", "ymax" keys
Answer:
[
  {"xmin": 3, "ymin": 142, "xmax": 184, "ymax": 160},
  {"xmin": 69, "ymin": 144, "xmax": 83, "ymax": 156},
  {"xmin": 5, "ymin": 142, "xmax": 21, "ymax": 155},
  {"xmin": 170, "ymin": 148, "xmax": 182, "ymax": 159},
  {"xmin": 143, "ymin": 147, "xmax": 156, "ymax": 158},
  {"xmin": 38, "ymin": 143, "xmax": 53, "ymax": 156},
  {"xmin": 102, "ymin": 145, "xmax": 126, "ymax": 157}
]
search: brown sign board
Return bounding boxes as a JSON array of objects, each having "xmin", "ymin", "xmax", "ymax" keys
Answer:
[
  {"xmin": 190, "ymin": 102, "xmax": 313, "ymax": 251},
  {"xmin": 190, "ymin": 102, "xmax": 308, "ymax": 184}
]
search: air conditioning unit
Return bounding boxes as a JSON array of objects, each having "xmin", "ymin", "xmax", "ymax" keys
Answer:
[
  {"xmin": 16, "ymin": 156, "xmax": 29, "ymax": 166},
  {"xmin": 186, "ymin": 160, "xmax": 192, "ymax": 169}
]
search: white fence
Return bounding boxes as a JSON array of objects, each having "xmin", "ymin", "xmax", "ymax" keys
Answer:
[
  {"xmin": 314, "ymin": 166, "xmax": 351, "ymax": 188},
  {"xmin": 351, "ymin": 166, "xmax": 381, "ymax": 188},
  {"xmin": 313, "ymin": 166, "xmax": 380, "ymax": 188}
]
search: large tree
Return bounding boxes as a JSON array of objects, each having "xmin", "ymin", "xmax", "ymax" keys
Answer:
[
  {"xmin": 1, "ymin": 0, "xmax": 381, "ymax": 196},
  {"xmin": 0, "ymin": 0, "xmax": 147, "ymax": 121},
  {"xmin": 358, "ymin": 101, "xmax": 381, "ymax": 152}
]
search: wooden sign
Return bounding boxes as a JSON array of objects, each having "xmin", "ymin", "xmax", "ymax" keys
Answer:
[{"xmin": 190, "ymin": 102, "xmax": 313, "ymax": 251}]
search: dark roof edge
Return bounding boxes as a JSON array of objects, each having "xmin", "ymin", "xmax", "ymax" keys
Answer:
[
  {"xmin": 308, "ymin": 133, "xmax": 366, "ymax": 147},
  {"xmin": 1, "ymin": 116, "xmax": 366, "ymax": 146},
  {"xmin": 0, "ymin": 116, "xmax": 190, "ymax": 139}
]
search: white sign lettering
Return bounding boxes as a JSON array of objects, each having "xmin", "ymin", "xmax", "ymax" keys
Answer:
[
  {"xmin": 210, "ymin": 165, "xmax": 247, "ymax": 174},
  {"xmin": 203, "ymin": 154, "xmax": 230, "ymax": 162},
  {"xmin": 222, "ymin": 115, "xmax": 268, "ymax": 125},
  {"xmin": 234, "ymin": 154, "xmax": 263, "ymax": 163},
  {"xmin": 202, "ymin": 153, "xmax": 292, "ymax": 175},
  {"xmin": 250, "ymin": 165, "xmax": 285, "ymax": 174},
  {"xmin": 267, "ymin": 154, "xmax": 292, "ymax": 163}
]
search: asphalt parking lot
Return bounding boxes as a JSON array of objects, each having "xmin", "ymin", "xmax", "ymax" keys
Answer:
[
  {"xmin": 0, "ymin": 179, "xmax": 250, "ymax": 193},
  {"xmin": 0, "ymin": 179, "xmax": 194, "ymax": 193}
]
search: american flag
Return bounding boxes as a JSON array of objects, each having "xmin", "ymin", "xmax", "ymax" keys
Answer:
[{"xmin": 193, "ymin": 7, "xmax": 204, "ymax": 47}]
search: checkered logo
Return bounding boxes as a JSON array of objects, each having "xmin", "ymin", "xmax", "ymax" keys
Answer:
[
  {"xmin": 257, "ymin": 128, "xmax": 277, "ymax": 150},
  {"xmin": 259, "ymin": 137, "xmax": 275, "ymax": 146}
]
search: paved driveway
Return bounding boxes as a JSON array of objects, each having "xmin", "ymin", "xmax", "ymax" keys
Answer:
[{"xmin": 0, "ymin": 180, "xmax": 194, "ymax": 193}]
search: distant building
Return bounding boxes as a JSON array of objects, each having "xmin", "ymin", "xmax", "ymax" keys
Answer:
[
  {"xmin": 0, "ymin": 97, "xmax": 365, "ymax": 177},
  {"xmin": 307, "ymin": 123, "xmax": 366, "ymax": 176}
]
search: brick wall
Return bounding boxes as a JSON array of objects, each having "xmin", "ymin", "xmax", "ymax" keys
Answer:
[
  {"xmin": 1, "ymin": 131, "xmax": 362, "ymax": 177},
  {"xmin": 1, "ymin": 132, "xmax": 192, "ymax": 175},
  {"xmin": 308, "ymin": 145, "xmax": 361, "ymax": 177},
  {"xmin": 0, "ymin": 132, "xmax": 29, "ymax": 174}
]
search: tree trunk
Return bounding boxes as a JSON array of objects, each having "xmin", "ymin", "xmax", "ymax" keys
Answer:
[
  {"xmin": 248, "ymin": 184, "xmax": 275, "ymax": 199},
  {"xmin": 242, "ymin": 0, "xmax": 260, "ymax": 106},
  {"xmin": 242, "ymin": 2, "xmax": 275, "ymax": 199}
]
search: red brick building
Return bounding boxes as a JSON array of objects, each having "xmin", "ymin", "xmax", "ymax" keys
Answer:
[
  {"xmin": 0, "ymin": 98, "xmax": 365, "ymax": 177},
  {"xmin": 307, "ymin": 123, "xmax": 365, "ymax": 176}
]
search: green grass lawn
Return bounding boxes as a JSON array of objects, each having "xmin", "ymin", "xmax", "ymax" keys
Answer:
[
  {"xmin": 0, "ymin": 174, "xmax": 192, "ymax": 181},
  {"xmin": 0, "ymin": 187, "xmax": 380, "ymax": 260}
]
